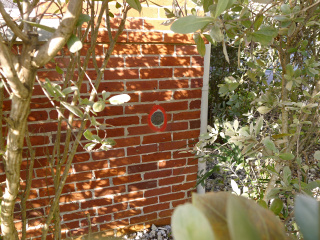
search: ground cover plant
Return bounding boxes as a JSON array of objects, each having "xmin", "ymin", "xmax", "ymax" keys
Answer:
[
  {"xmin": 167, "ymin": 0, "xmax": 320, "ymax": 238},
  {"xmin": 0, "ymin": 0, "xmax": 140, "ymax": 239}
]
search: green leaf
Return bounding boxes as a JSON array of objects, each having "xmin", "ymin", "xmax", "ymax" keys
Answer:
[
  {"xmin": 266, "ymin": 188, "xmax": 281, "ymax": 200},
  {"xmin": 171, "ymin": 16, "xmax": 214, "ymax": 34},
  {"xmin": 270, "ymin": 198, "xmax": 283, "ymax": 216},
  {"xmin": 254, "ymin": 15, "xmax": 263, "ymax": 30},
  {"xmin": 126, "ymin": 0, "xmax": 142, "ymax": 12},
  {"xmin": 314, "ymin": 151, "xmax": 320, "ymax": 160},
  {"xmin": 257, "ymin": 106, "xmax": 271, "ymax": 114},
  {"xmin": 102, "ymin": 91, "xmax": 111, "ymax": 100},
  {"xmin": 171, "ymin": 203, "xmax": 215, "ymax": 240},
  {"xmin": 93, "ymin": 101, "xmax": 106, "ymax": 112},
  {"xmin": 215, "ymin": 0, "xmax": 229, "ymax": 18},
  {"xmin": 210, "ymin": 25, "xmax": 224, "ymax": 42},
  {"xmin": 262, "ymin": 137, "xmax": 278, "ymax": 153},
  {"xmin": 84, "ymin": 130, "xmax": 95, "ymax": 141},
  {"xmin": 255, "ymin": 116, "xmax": 263, "ymax": 136},
  {"xmin": 286, "ymin": 64, "xmax": 294, "ymax": 76},
  {"xmin": 194, "ymin": 34, "xmax": 206, "ymax": 57},
  {"xmin": 222, "ymin": 40, "xmax": 229, "ymax": 63},
  {"xmin": 116, "ymin": 2, "xmax": 122, "ymax": 8},
  {"xmin": 230, "ymin": 179, "xmax": 240, "ymax": 195},
  {"xmin": 203, "ymin": 0, "xmax": 213, "ymax": 12},
  {"xmin": 62, "ymin": 86, "xmax": 78, "ymax": 95},
  {"xmin": 283, "ymin": 166, "xmax": 292, "ymax": 185},
  {"xmin": 280, "ymin": 4, "xmax": 291, "ymax": 14},
  {"xmin": 22, "ymin": 20, "xmax": 56, "ymax": 33},
  {"xmin": 227, "ymin": 195, "xmax": 262, "ymax": 240},
  {"xmin": 285, "ymin": 81, "xmax": 293, "ymax": 90},
  {"xmin": 55, "ymin": 65, "xmax": 63, "ymax": 74},
  {"xmin": 84, "ymin": 142, "xmax": 96, "ymax": 151},
  {"xmin": 279, "ymin": 152, "xmax": 294, "ymax": 160},
  {"xmin": 60, "ymin": 101, "xmax": 84, "ymax": 118},
  {"xmin": 67, "ymin": 34, "xmax": 83, "ymax": 53},
  {"xmin": 252, "ymin": 26, "xmax": 278, "ymax": 45},
  {"xmin": 295, "ymin": 195, "xmax": 319, "ymax": 240},
  {"xmin": 109, "ymin": 94, "xmax": 131, "ymax": 105},
  {"xmin": 76, "ymin": 14, "xmax": 90, "ymax": 27}
]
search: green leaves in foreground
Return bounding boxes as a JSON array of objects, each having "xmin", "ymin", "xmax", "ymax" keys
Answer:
[
  {"xmin": 295, "ymin": 195, "xmax": 320, "ymax": 240},
  {"xmin": 171, "ymin": 15, "xmax": 214, "ymax": 34},
  {"xmin": 172, "ymin": 192, "xmax": 287, "ymax": 240}
]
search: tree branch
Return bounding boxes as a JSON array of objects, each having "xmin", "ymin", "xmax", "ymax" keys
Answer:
[
  {"xmin": 0, "ymin": 35, "xmax": 29, "ymax": 99},
  {"xmin": 0, "ymin": 1, "xmax": 29, "ymax": 42},
  {"xmin": 32, "ymin": 0, "xmax": 83, "ymax": 68}
]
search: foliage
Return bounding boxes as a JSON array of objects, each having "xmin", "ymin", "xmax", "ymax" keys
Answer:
[
  {"xmin": 168, "ymin": 0, "xmax": 320, "ymax": 237},
  {"xmin": 172, "ymin": 192, "xmax": 288, "ymax": 240},
  {"xmin": 0, "ymin": 0, "xmax": 141, "ymax": 239}
]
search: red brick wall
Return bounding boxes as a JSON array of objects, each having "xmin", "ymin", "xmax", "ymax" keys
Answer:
[{"xmin": 1, "ymin": 2, "xmax": 204, "ymax": 239}]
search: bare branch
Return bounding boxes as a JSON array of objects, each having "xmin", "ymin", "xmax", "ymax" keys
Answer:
[
  {"xmin": 0, "ymin": 36, "xmax": 29, "ymax": 99},
  {"xmin": 0, "ymin": 1, "xmax": 29, "ymax": 42},
  {"xmin": 32, "ymin": 0, "xmax": 83, "ymax": 68}
]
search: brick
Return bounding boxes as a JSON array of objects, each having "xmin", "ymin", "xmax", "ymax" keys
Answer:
[
  {"xmin": 105, "ymin": 116, "xmax": 139, "ymax": 127},
  {"xmin": 100, "ymin": 219, "xmax": 129, "ymax": 230},
  {"xmin": 142, "ymin": 44, "xmax": 174, "ymax": 55},
  {"xmin": 144, "ymin": 186, "xmax": 171, "ymax": 198},
  {"xmin": 129, "ymin": 197, "xmax": 158, "ymax": 208},
  {"xmin": 114, "ymin": 209, "xmax": 142, "ymax": 220},
  {"xmin": 166, "ymin": 122, "xmax": 189, "ymax": 132},
  {"xmin": 143, "ymin": 202, "xmax": 170, "ymax": 213},
  {"xmin": 81, "ymin": 198, "xmax": 113, "ymax": 209},
  {"xmin": 38, "ymin": 184, "xmax": 75, "ymax": 197},
  {"xmin": 104, "ymin": 69, "xmax": 139, "ymax": 80},
  {"xmin": 91, "ymin": 149, "xmax": 125, "ymax": 160},
  {"xmin": 114, "ymin": 191, "xmax": 144, "ymax": 203},
  {"xmin": 174, "ymin": 67, "xmax": 204, "ymax": 78},
  {"xmin": 126, "ymin": 57, "xmax": 159, "ymax": 67},
  {"xmin": 187, "ymin": 158, "xmax": 198, "ymax": 166},
  {"xmin": 113, "ymin": 174, "xmax": 142, "ymax": 185},
  {"xmin": 125, "ymin": 104, "xmax": 154, "ymax": 114},
  {"xmin": 30, "ymin": 98, "xmax": 51, "ymax": 109},
  {"xmin": 24, "ymin": 135, "xmax": 50, "ymax": 146},
  {"xmin": 63, "ymin": 209, "xmax": 96, "ymax": 222},
  {"xmin": 114, "ymin": 136, "xmax": 140, "ymax": 148},
  {"xmin": 66, "ymin": 172, "xmax": 92, "ymax": 183},
  {"xmin": 128, "ymin": 162, "xmax": 158, "ymax": 174},
  {"xmin": 190, "ymin": 99, "xmax": 201, "ymax": 109},
  {"xmin": 172, "ymin": 198, "xmax": 189, "ymax": 207},
  {"xmin": 74, "ymin": 160, "xmax": 108, "ymax": 172},
  {"xmin": 69, "ymin": 226, "xmax": 99, "ymax": 237},
  {"xmin": 60, "ymin": 202, "xmax": 80, "ymax": 212},
  {"xmin": 191, "ymin": 78, "xmax": 203, "ymax": 88},
  {"xmin": 77, "ymin": 179, "xmax": 111, "ymax": 191},
  {"xmin": 94, "ymin": 167, "xmax": 126, "ymax": 179},
  {"xmin": 95, "ymin": 186, "xmax": 126, "ymax": 198},
  {"xmin": 164, "ymin": 33, "xmax": 194, "ymax": 44},
  {"xmin": 173, "ymin": 151, "xmax": 194, "ymax": 159},
  {"xmin": 109, "ymin": 156, "xmax": 141, "ymax": 168},
  {"xmin": 173, "ymin": 130, "xmax": 200, "ymax": 140},
  {"xmin": 140, "ymin": 91, "xmax": 172, "ymax": 102},
  {"xmin": 140, "ymin": 68, "xmax": 172, "ymax": 79},
  {"xmin": 186, "ymin": 173, "xmax": 197, "ymax": 182},
  {"xmin": 176, "ymin": 45, "xmax": 198, "ymax": 55},
  {"xmin": 98, "ymin": 203, "xmax": 128, "ymax": 215},
  {"xmin": 97, "ymin": 81, "xmax": 125, "ymax": 92},
  {"xmin": 159, "ymin": 176, "xmax": 185, "ymax": 186},
  {"xmin": 161, "ymin": 157, "xmax": 185, "ymax": 169},
  {"xmin": 141, "ymin": 151, "xmax": 171, "ymax": 163},
  {"xmin": 126, "ymin": 80, "xmax": 158, "ymax": 91},
  {"xmin": 127, "ymin": 7, "xmax": 158, "ymax": 18},
  {"xmin": 160, "ymin": 57, "xmax": 190, "ymax": 66},
  {"xmin": 128, "ymin": 32, "xmax": 163, "ymax": 43},
  {"xmin": 73, "ymin": 153, "xmax": 90, "ymax": 163},
  {"xmin": 192, "ymin": 56, "xmax": 204, "ymax": 66},
  {"xmin": 128, "ymin": 180, "xmax": 157, "ymax": 191},
  {"xmin": 142, "ymin": 133, "xmax": 171, "ymax": 144},
  {"xmin": 159, "ymin": 192, "xmax": 185, "ymax": 202},
  {"xmin": 87, "ymin": 57, "xmax": 124, "ymax": 68},
  {"xmin": 159, "ymin": 140, "xmax": 187, "ymax": 151},
  {"xmin": 38, "ymin": 70, "xmax": 61, "ymax": 81},
  {"xmin": 172, "ymin": 182, "xmax": 196, "ymax": 192},
  {"xmin": 173, "ymin": 165, "xmax": 198, "ymax": 175},
  {"xmin": 159, "ymin": 209, "xmax": 173, "ymax": 218},
  {"xmin": 173, "ymin": 110, "xmax": 201, "ymax": 120},
  {"xmin": 190, "ymin": 120, "xmax": 201, "ymax": 129},
  {"xmin": 174, "ymin": 90, "xmax": 202, "ymax": 100},
  {"xmin": 144, "ymin": 169, "xmax": 172, "ymax": 180},
  {"xmin": 113, "ymin": 44, "xmax": 140, "ymax": 55},
  {"xmin": 144, "ymin": 19, "xmax": 171, "ymax": 31},
  {"xmin": 159, "ymin": 79, "xmax": 189, "ymax": 89},
  {"xmin": 130, "ymin": 212, "xmax": 157, "ymax": 224},
  {"xmin": 60, "ymin": 191, "xmax": 92, "ymax": 203},
  {"xmin": 127, "ymin": 144, "xmax": 158, "ymax": 156}
]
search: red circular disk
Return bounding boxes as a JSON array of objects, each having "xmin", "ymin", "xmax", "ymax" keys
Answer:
[{"xmin": 148, "ymin": 105, "xmax": 167, "ymax": 132}]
